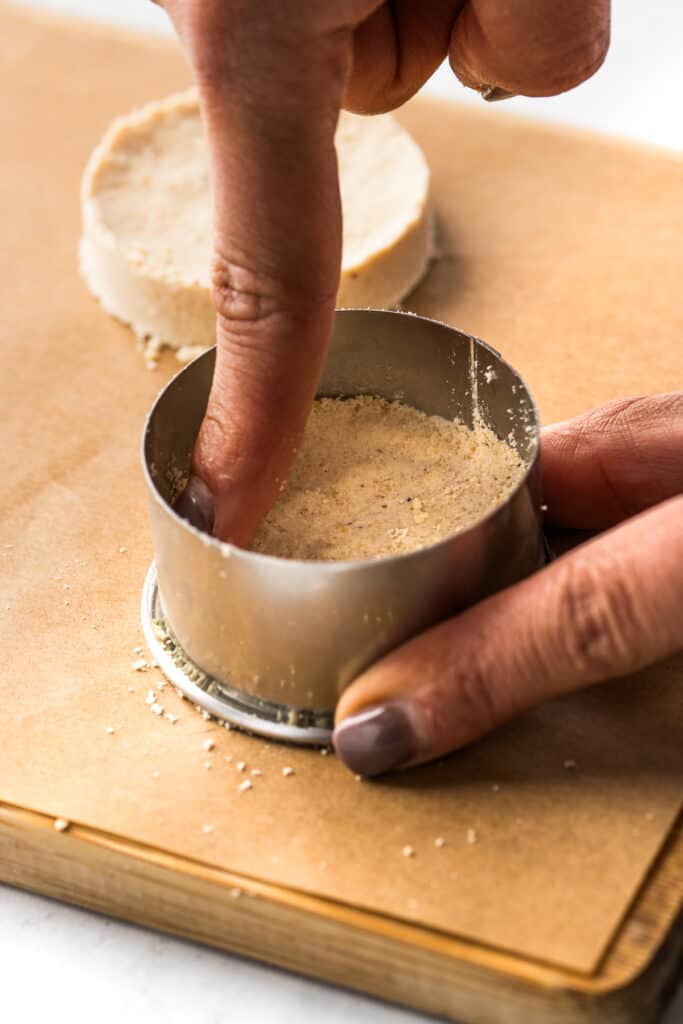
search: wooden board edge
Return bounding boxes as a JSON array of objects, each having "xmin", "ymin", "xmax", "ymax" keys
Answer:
[{"xmin": 1, "ymin": 801, "xmax": 681, "ymax": 1024}]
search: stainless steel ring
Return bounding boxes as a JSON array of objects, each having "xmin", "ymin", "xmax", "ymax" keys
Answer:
[{"xmin": 141, "ymin": 309, "xmax": 544, "ymax": 745}]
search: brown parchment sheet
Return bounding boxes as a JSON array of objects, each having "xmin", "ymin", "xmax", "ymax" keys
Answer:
[{"xmin": 1, "ymin": 6, "xmax": 682, "ymax": 974}]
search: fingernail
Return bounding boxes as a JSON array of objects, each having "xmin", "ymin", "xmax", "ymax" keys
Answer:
[
  {"xmin": 174, "ymin": 474, "xmax": 215, "ymax": 534},
  {"xmin": 333, "ymin": 701, "xmax": 421, "ymax": 777},
  {"xmin": 479, "ymin": 85, "xmax": 516, "ymax": 102}
]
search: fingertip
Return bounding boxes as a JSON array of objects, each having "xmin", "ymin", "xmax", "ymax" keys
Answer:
[
  {"xmin": 332, "ymin": 700, "xmax": 421, "ymax": 777},
  {"xmin": 174, "ymin": 474, "xmax": 215, "ymax": 535}
]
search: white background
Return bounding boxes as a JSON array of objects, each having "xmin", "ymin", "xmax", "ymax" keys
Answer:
[{"xmin": 4, "ymin": 2, "xmax": 682, "ymax": 1023}]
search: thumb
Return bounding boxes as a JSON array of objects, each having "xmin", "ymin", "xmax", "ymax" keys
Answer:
[
  {"xmin": 173, "ymin": 3, "xmax": 349, "ymax": 543},
  {"xmin": 333, "ymin": 497, "xmax": 683, "ymax": 776}
]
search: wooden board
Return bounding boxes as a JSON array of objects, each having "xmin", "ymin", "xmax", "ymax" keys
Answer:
[
  {"xmin": 1, "ymin": 7, "xmax": 682, "ymax": 1023},
  {"xmin": 1, "ymin": 802, "xmax": 682, "ymax": 1024}
]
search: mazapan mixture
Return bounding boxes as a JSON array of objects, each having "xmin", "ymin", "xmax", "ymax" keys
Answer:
[{"xmin": 250, "ymin": 396, "xmax": 525, "ymax": 561}]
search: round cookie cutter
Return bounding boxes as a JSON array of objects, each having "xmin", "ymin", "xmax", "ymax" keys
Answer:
[{"xmin": 141, "ymin": 309, "xmax": 544, "ymax": 745}]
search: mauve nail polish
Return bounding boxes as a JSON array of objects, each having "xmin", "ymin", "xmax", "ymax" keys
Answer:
[
  {"xmin": 174, "ymin": 475, "xmax": 215, "ymax": 535},
  {"xmin": 332, "ymin": 702, "xmax": 418, "ymax": 777}
]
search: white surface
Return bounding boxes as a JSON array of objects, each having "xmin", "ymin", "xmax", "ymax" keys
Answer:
[{"xmin": 4, "ymin": 3, "xmax": 683, "ymax": 1023}]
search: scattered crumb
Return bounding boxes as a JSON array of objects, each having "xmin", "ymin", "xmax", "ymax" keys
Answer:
[
  {"xmin": 133, "ymin": 646, "xmax": 144, "ymax": 656},
  {"xmin": 105, "ymin": 726, "xmax": 115, "ymax": 735},
  {"xmin": 229, "ymin": 887, "xmax": 242, "ymax": 899},
  {"xmin": 644, "ymin": 811, "xmax": 655, "ymax": 822},
  {"xmin": 200, "ymin": 710, "xmax": 212, "ymax": 721},
  {"xmin": 132, "ymin": 658, "xmax": 148, "ymax": 672},
  {"xmin": 53, "ymin": 818, "xmax": 70, "ymax": 833},
  {"xmin": 402, "ymin": 845, "xmax": 415, "ymax": 858},
  {"xmin": 152, "ymin": 770, "xmax": 160, "ymax": 779},
  {"xmin": 150, "ymin": 702, "xmax": 164, "ymax": 716},
  {"xmin": 354, "ymin": 774, "xmax": 363, "ymax": 782},
  {"xmin": 238, "ymin": 779, "xmax": 253, "ymax": 792},
  {"xmin": 224, "ymin": 754, "xmax": 233, "ymax": 763},
  {"xmin": 145, "ymin": 689, "xmax": 156, "ymax": 705},
  {"xmin": 434, "ymin": 837, "xmax": 446, "ymax": 848},
  {"xmin": 251, "ymin": 768, "xmax": 262, "ymax": 777},
  {"xmin": 491, "ymin": 784, "xmax": 500, "ymax": 792},
  {"xmin": 127, "ymin": 686, "xmax": 136, "ymax": 694},
  {"xmin": 202, "ymin": 824, "xmax": 214, "ymax": 834},
  {"xmin": 119, "ymin": 546, "xmax": 127, "ymax": 554},
  {"xmin": 223, "ymin": 721, "xmax": 232, "ymax": 730},
  {"xmin": 164, "ymin": 713, "xmax": 178, "ymax": 724},
  {"xmin": 202, "ymin": 738, "xmax": 215, "ymax": 752},
  {"xmin": 204, "ymin": 761, "xmax": 212, "ymax": 770},
  {"xmin": 236, "ymin": 761, "xmax": 246, "ymax": 773},
  {"xmin": 175, "ymin": 687, "xmax": 186, "ymax": 700},
  {"xmin": 467, "ymin": 828, "xmax": 478, "ymax": 845},
  {"xmin": 319, "ymin": 747, "xmax": 330, "ymax": 756},
  {"xmin": 281, "ymin": 766, "xmax": 294, "ymax": 777},
  {"xmin": 563, "ymin": 759, "xmax": 577, "ymax": 770},
  {"xmin": 540, "ymin": 504, "xmax": 548, "ymax": 513}
]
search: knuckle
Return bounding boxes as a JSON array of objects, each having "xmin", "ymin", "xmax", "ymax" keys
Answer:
[
  {"xmin": 211, "ymin": 251, "xmax": 283, "ymax": 329},
  {"xmin": 554, "ymin": 557, "xmax": 639, "ymax": 680}
]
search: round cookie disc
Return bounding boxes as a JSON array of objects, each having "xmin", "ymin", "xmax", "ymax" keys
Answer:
[{"xmin": 80, "ymin": 89, "xmax": 433, "ymax": 353}]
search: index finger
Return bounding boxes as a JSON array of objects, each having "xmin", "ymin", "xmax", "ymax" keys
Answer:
[{"xmin": 172, "ymin": 2, "xmax": 349, "ymax": 543}]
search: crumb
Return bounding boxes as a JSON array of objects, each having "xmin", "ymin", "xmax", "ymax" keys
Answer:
[
  {"xmin": 236, "ymin": 761, "xmax": 246, "ymax": 773},
  {"xmin": 540, "ymin": 504, "xmax": 548, "ymax": 513},
  {"xmin": 145, "ymin": 689, "xmax": 156, "ymax": 705},
  {"xmin": 402, "ymin": 845, "xmax": 415, "ymax": 858},
  {"xmin": 563, "ymin": 759, "xmax": 577, "ymax": 770},
  {"xmin": 164, "ymin": 713, "xmax": 178, "ymax": 724},
  {"xmin": 281, "ymin": 766, "xmax": 294, "ymax": 777},
  {"xmin": 53, "ymin": 818, "xmax": 70, "ymax": 832},
  {"xmin": 202, "ymin": 824, "xmax": 214, "ymax": 834},
  {"xmin": 204, "ymin": 761, "xmax": 212, "ymax": 770},
  {"xmin": 152, "ymin": 770, "xmax": 160, "ymax": 779},
  {"xmin": 467, "ymin": 828, "xmax": 478, "ymax": 845},
  {"xmin": 238, "ymin": 779, "xmax": 253, "ymax": 792},
  {"xmin": 127, "ymin": 686, "xmax": 136, "ymax": 694},
  {"xmin": 491, "ymin": 784, "xmax": 500, "ymax": 792},
  {"xmin": 224, "ymin": 754, "xmax": 233, "ymax": 763},
  {"xmin": 201, "ymin": 710, "xmax": 212, "ymax": 721},
  {"xmin": 105, "ymin": 726, "xmax": 115, "ymax": 735},
  {"xmin": 132, "ymin": 658, "xmax": 148, "ymax": 672},
  {"xmin": 251, "ymin": 768, "xmax": 262, "ymax": 777},
  {"xmin": 229, "ymin": 887, "xmax": 242, "ymax": 898},
  {"xmin": 119, "ymin": 546, "xmax": 127, "ymax": 554},
  {"xmin": 434, "ymin": 837, "xmax": 446, "ymax": 848},
  {"xmin": 150, "ymin": 702, "xmax": 164, "ymax": 716},
  {"xmin": 250, "ymin": 396, "xmax": 526, "ymax": 561},
  {"xmin": 354, "ymin": 774, "xmax": 363, "ymax": 782},
  {"xmin": 202, "ymin": 738, "xmax": 215, "ymax": 752},
  {"xmin": 133, "ymin": 646, "xmax": 144, "ymax": 655},
  {"xmin": 320, "ymin": 747, "xmax": 330, "ymax": 756}
]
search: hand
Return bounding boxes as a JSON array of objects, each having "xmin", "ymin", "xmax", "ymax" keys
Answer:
[
  {"xmin": 333, "ymin": 394, "xmax": 683, "ymax": 776},
  {"xmin": 161, "ymin": 0, "xmax": 610, "ymax": 542}
]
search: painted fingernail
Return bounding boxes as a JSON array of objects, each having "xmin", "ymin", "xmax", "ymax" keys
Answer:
[
  {"xmin": 479, "ymin": 85, "xmax": 516, "ymax": 102},
  {"xmin": 174, "ymin": 474, "xmax": 215, "ymax": 534},
  {"xmin": 333, "ymin": 701, "xmax": 421, "ymax": 777}
]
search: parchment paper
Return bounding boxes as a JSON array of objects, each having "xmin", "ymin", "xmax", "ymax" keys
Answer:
[{"xmin": 1, "ymin": 5, "xmax": 682, "ymax": 974}]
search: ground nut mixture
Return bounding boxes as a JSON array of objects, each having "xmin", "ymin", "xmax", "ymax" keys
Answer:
[{"xmin": 250, "ymin": 396, "xmax": 525, "ymax": 561}]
